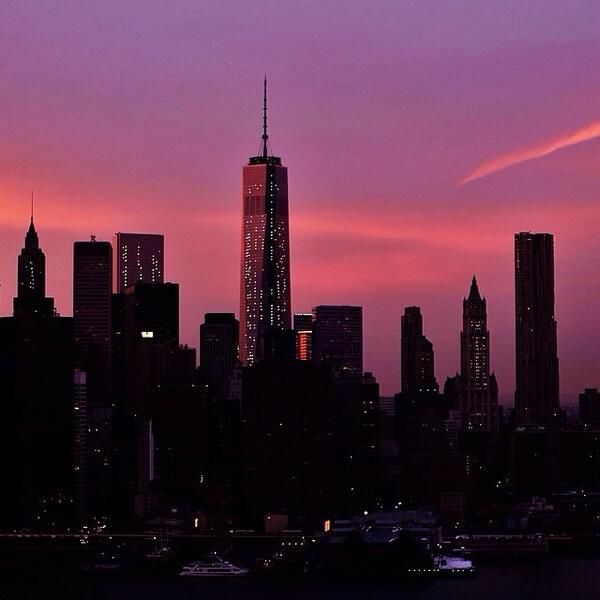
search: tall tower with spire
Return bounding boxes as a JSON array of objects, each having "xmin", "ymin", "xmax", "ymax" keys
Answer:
[
  {"xmin": 239, "ymin": 79, "xmax": 291, "ymax": 365},
  {"xmin": 14, "ymin": 196, "xmax": 54, "ymax": 317},
  {"xmin": 458, "ymin": 276, "xmax": 498, "ymax": 432}
]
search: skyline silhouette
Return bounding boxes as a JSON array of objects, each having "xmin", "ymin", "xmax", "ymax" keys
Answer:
[{"xmin": 1, "ymin": 2, "xmax": 599, "ymax": 396}]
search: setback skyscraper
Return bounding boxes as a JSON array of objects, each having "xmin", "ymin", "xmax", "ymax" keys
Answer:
[
  {"xmin": 115, "ymin": 232, "xmax": 164, "ymax": 293},
  {"xmin": 400, "ymin": 306, "xmax": 438, "ymax": 396},
  {"xmin": 239, "ymin": 79, "xmax": 291, "ymax": 365},
  {"xmin": 459, "ymin": 276, "xmax": 498, "ymax": 432},
  {"xmin": 14, "ymin": 203, "xmax": 53, "ymax": 317},
  {"xmin": 514, "ymin": 232, "xmax": 559, "ymax": 427},
  {"xmin": 0, "ymin": 215, "xmax": 73, "ymax": 527}
]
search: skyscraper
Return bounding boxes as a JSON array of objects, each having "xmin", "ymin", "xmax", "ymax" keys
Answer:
[
  {"xmin": 459, "ymin": 276, "xmax": 498, "ymax": 432},
  {"xmin": 14, "ymin": 203, "xmax": 53, "ymax": 318},
  {"xmin": 514, "ymin": 232, "xmax": 559, "ymax": 427},
  {"xmin": 400, "ymin": 306, "xmax": 438, "ymax": 396},
  {"xmin": 0, "ymin": 215, "xmax": 73, "ymax": 527},
  {"xmin": 200, "ymin": 313, "xmax": 239, "ymax": 400},
  {"xmin": 312, "ymin": 305, "xmax": 363, "ymax": 376},
  {"xmin": 239, "ymin": 79, "xmax": 291, "ymax": 365},
  {"xmin": 114, "ymin": 232, "xmax": 164, "ymax": 293},
  {"xmin": 73, "ymin": 238, "xmax": 114, "ymax": 522},
  {"xmin": 73, "ymin": 238, "xmax": 113, "ymax": 402}
]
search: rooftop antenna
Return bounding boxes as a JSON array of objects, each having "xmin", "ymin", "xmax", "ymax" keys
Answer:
[
  {"xmin": 261, "ymin": 76, "xmax": 268, "ymax": 158},
  {"xmin": 30, "ymin": 190, "xmax": 34, "ymax": 224}
]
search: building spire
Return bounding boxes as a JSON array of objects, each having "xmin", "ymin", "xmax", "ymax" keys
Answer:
[
  {"xmin": 467, "ymin": 274, "xmax": 482, "ymax": 302},
  {"xmin": 25, "ymin": 192, "xmax": 39, "ymax": 249},
  {"xmin": 261, "ymin": 76, "xmax": 268, "ymax": 158}
]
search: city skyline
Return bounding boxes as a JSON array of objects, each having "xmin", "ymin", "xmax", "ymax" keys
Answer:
[{"xmin": 1, "ymin": 2, "xmax": 600, "ymax": 396}]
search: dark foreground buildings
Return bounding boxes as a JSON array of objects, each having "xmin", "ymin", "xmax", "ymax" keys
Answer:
[
  {"xmin": 0, "ymin": 83, "xmax": 595, "ymax": 540},
  {"xmin": 0, "ymin": 217, "xmax": 73, "ymax": 527}
]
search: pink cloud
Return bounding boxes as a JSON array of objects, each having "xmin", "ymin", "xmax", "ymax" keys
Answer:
[{"xmin": 461, "ymin": 120, "xmax": 600, "ymax": 184}]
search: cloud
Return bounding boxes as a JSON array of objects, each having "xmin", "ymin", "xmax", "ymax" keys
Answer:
[{"xmin": 461, "ymin": 120, "xmax": 600, "ymax": 184}]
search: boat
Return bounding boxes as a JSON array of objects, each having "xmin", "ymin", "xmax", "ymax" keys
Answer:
[
  {"xmin": 179, "ymin": 555, "xmax": 249, "ymax": 577},
  {"xmin": 433, "ymin": 555, "xmax": 475, "ymax": 577}
]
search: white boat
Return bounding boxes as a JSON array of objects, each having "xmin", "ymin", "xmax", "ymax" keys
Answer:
[
  {"xmin": 179, "ymin": 556, "xmax": 249, "ymax": 577},
  {"xmin": 433, "ymin": 555, "xmax": 475, "ymax": 577}
]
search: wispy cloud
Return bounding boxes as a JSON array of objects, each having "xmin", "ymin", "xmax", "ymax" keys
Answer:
[{"xmin": 461, "ymin": 121, "xmax": 600, "ymax": 184}]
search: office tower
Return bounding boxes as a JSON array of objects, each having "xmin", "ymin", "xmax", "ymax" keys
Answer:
[
  {"xmin": 73, "ymin": 238, "xmax": 113, "ymax": 523},
  {"xmin": 294, "ymin": 312, "xmax": 313, "ymax": 361},
  {"xmin": 514, "ymin": 232, "xmax": 559, "ymax": 427},
  {"xmin": 114, "ymin": 232, "xmax": 164, "ymax": 293},
  {"xmin": 312, "ymin": 305, "xmax": 363, "ymax": 376},
  {"xmin": 73, "ymin": 238, "xmax": 113, "ymax": 403},
  {"xmin": 400, "ymin": 306, "xmax": 438, "ymax": 396},
  {"xmin": 240, "ymin": 79, "xmax": 291, "ymax": 365},
  {"xmin": 200, "ymin": 313, "xmax": 239, "ymax": 399},
  {"xmin": 0, "ymin": 216, "xmax": 74, "ymax": 527},
  {"xmin": 579, "ymin": 388, "xmax": 600, "ymax": 427},
  {"xmin": 458, "ymin": 276, "xmax": 498, "ymax": 432}
]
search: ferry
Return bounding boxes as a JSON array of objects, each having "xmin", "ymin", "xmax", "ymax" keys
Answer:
[
  {"xmin": 433, "ymin": 555, "xmax": 475, "ymax": 577},
  {"xmin": 179, "ymin": 556, "xmax": 249, "ymax": 577}
]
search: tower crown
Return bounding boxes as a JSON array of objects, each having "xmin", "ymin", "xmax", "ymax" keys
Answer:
[
  {"xmin": 467, "ymin": 275, "xmax": 482, "ymax": 303},
  {"xmin": 249, "ymin": 78, "xmax": 281, "ymax": 165},
  {"xmin": 25, "ymin": 192, "xmax": 39, "ymax": 249}
]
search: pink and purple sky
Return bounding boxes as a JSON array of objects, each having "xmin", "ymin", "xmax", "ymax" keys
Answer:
[{"xmin": 1, "ymin": 1, "xmax": 599, "ymax": 397}]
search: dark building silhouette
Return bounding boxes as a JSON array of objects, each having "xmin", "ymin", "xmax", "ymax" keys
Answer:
[
  {"xmin": 114, "ymin": 232, "xmax": 164, "ymax": 293},
  {"xmin": 73, "ymin": 238, "xmax": 113, "ymax": 402},
  {"xmin": 0, "ymin": 216, "xmax": 74, "ymax": 527},
  {"xmin": 143, "ymin": 382, "xmax": 214, "ymax": 521},
  {"xmin": 309, "ymin": 305, "xmax": 376, "ymax": 512},
  {"xmin": 200, "ymin": 313, "xmax": 239, "ymax": 400},
  {"xmin": 239, "ymin": 360, "xmax": 334, "ymax": 527},
  {"xmin": 240, "ymin": 79, "xmax": 291, "ymax": 365},
  {"xmin": 13, "ymin": 208, "xmax": 54, "ymax": 318},
  {"xmin": 112, "ymin": 281, "xmax": 179, "ymax": 520},
  {"xmin": 312, "ymin": 305, "xmax": 363, "ymax": 376},
  {"xmin": 400, "ymin": 306, "xmax": 438, "ymax": 396},
  {"xmin": 447, "ymin": 277, "xmax": 498, "ymax": 432},
  {"xmin": 73, "ymin": 238, "xmax": 114, "ymax": 524},
  {"xmin": 514, "ymin": 232, "xmax": 559, "ymax": 428},
  {"xmin": 579, "ymin": 388, "xmax": 600, "ymax": 427}
]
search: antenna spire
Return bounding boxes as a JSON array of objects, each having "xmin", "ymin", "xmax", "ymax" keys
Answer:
[
  {"xmin": 30, "ymin": 190, "xmax": 34, "ymax": 224},
  {"xmin": 261, "ymin": 77, "xmax": 268, "ymax": 158}
]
